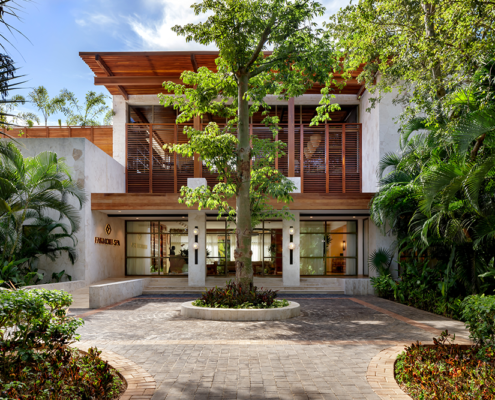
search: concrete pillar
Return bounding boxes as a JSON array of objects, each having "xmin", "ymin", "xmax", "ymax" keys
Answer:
[
  {"xmin": 357, "ymin": 219, "xmax": 364, "ymax": 275},
  {"xmin": 188, "ymin": 211, "xmax": 206, "ymax": 286},
  {"xmin": 283, "ymin": 212, "xmax": 300, "ymax": 287},
  {"xmin": 112, "ymin": 95, "xmax": 127, "ymax": 167}
]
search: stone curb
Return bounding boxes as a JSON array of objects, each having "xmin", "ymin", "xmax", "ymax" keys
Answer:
[
  {"xmin": 366, "ymin": 345, "xmax": 411, "ymax": 400},
  {"xmin": 74, "ymin": 344, "xmax": 156, "ymax": 400},
  {"xmin": 181, "ymin": 300, "xmax": 301, "ymax": 321}
]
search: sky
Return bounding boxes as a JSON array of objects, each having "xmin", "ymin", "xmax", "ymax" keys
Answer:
[{"xmin": 4, "ymin": 0, "xmax": 351, "ymax": 125}]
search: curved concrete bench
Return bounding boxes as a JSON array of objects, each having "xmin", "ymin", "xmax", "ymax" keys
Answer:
[{"xmin": 181, "ymin": 301, "xmax": 300, "ymax": 321}]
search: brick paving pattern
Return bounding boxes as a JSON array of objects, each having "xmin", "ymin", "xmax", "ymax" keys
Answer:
[{"xmin": 71, "ymin": 296, "xmax": 470, "ymax": 399}]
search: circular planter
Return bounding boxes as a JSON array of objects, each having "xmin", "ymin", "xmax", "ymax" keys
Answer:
[{"xmin": 181, "ymin": 301, "xmax": 301, "ymax": 321}]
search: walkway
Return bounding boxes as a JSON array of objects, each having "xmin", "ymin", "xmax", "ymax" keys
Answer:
[{"xmin": 70, "ymin": 295, "xmax": 470, "ymax": 400}]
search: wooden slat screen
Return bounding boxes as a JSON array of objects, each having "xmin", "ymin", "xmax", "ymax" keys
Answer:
[
  {"xmin": 344, "ymin": 124, "xmax": 361, "ymax": 193},
  {"xmin": 277, "ymin": 124, "xmax": 289, "ymax": 176},
  {"xmin": 1, "ymin": 126, "xmax": 113, "ymax": 157},
  {"xmin": 151, "ymin": 124, "xmax": 175, "ymax": 194},
  {"xmin": 301, "ymin": 124, "xmax": 326, "ymax": 193},
  {"xmin": 176, "ymin": 124, "xmax": 194, "ymax": 192},
  {"xmin": 328, "ymin": 125, "xmax": 344, "ymax": 193},
  {"xmin": 125, "ymin": 122, "xmax": 362, "ymax": 194},
  {"xmin": 126, "ymin": 124, "xmax": 150, "ymax": 193}
]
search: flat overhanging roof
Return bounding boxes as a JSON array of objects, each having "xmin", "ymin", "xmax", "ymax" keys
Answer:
[{"xmin": 79, "ymin": 51, "xmax": 365, "ymax": 99}]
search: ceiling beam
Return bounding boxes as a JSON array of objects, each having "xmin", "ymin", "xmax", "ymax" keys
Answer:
[
  {"xmin": 190, "ymin": 54, "xmax": 198, "ymax": 73},
  {"xmin": 94, "ymin": 76, "xmax": 183, "ymax": 86},
  {"xmin": 356, "ymin": 85, "xmax": 366, "ymax": 99},
  {"xmin": 95, "ymin": 54, "xmax": 129, "ymax": 100},
  {"xmin": 95, "ymin": 55, "xmax": 114, "ymax": 76}
]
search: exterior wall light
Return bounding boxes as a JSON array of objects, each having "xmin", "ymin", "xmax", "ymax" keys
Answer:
[
  {"xmin": 289, "ymin": 226, "xmax": 294, "ymax": 265},
  {"xmin": 194, "ymin": 226, "xmax": 199, "ymax": 264}
]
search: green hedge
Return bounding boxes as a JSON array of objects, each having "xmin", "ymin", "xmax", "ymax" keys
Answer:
[{"xmin": 0, "ymin": 289, "xmax": 123, "ymax": 399}]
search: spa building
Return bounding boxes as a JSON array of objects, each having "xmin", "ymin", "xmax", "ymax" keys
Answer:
[{"xmin": 8, "ymin": 51, "xmax": 401, "ymax": 294}]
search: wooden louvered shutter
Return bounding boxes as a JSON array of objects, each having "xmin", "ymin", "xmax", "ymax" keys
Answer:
[
  {"xmin": 176, "ymin": 123, "xmax": 194, "ymax": 192},
  {"xmin": 277, "ymin": 125, "xmax": 289, "ymax": 176},
  {"xmin": 327, "ymin": 125, "xmax": 343, "ymax": 193},
  {"xmin": 151, "ymin": 124, "xmax": 175, "ymax": 194},
  {"xmin": 344, "ymin": 124, "xmax": 361, "ymax": 193},
  {"xmin": 301, "ymin": 125, "xmax": 326, "ymax": 193},
  {"xmin": 126, "ymin": 124, "xmax": 150, "ymax": 193}
]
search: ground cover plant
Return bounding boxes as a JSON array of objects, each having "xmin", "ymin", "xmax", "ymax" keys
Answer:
[
  {"xmin": 395, "ymin": 332, "xmax": 495, "ymax": 399},
  {"xmin": 193, "ymin": 280, "xmax": 289, "ymax": 309},
  {"xmin": 0, "ymin": 289, "xmax": 125, "ymax": 399}
]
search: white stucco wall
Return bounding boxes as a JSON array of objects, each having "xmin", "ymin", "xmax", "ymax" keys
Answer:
[
  {"xmin": 360, "ymin": 89, "xmax": 403, "ymax": 193},
  {"xmin": 9, "ymin": 138, "xmax": 126, "ymax": 285}
]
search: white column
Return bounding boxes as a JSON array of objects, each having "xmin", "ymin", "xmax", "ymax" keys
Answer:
[
  {"xmin": 188, "ymin": 211, "xmax": 206, "ymax": 287},
  {"xmin": 283, "ymin": 212, "xmax": 300, "ymax": 287},
  {"xmin": 357, "ymin": 219, "xmax": 364, "ymax": 276},
  {"xmin": 112, "ymin": 95, "xmax": 127, "ymax": 167}
]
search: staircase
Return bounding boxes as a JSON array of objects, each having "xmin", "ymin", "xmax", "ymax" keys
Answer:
[{"xmin": 142, "ymin": 277, "xmax": 345, "ymax": 295}]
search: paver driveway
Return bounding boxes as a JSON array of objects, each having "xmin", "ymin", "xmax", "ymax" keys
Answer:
[{"xmin": 71, "ymin": 295, "xmax": 469, "ymax": 400}]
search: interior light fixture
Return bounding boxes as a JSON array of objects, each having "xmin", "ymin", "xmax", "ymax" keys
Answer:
[
  {"xmin": 136, "ymin": 218, "xmax": 139, "ymax": 219},
  {"xmin": 193, "ymin": 242, "xmax": 199, "ymax": 249},
  {"xmin": 193, "ymin": 227, "xmax": 199, "ymax": 235},
  {"xmin": 342, "ymin": 240, "xmax": 346, "ymax": 251},
  {"xmin": 310, "ymin": 216, "xmax": 313, "ymax": 219},
  {"xmin": 118, "ymin": 211, "xmax": 122, "ymax": 213},
  {"xmin": 289, "ymin": 242, "xmax": 295, "ymax": 250},
  {"xmin": 289, "ymin": 226, "xmax": 294, "ymax": 235}
]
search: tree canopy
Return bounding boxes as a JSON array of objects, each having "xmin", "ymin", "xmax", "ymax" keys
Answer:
[
  {"xmin": 161, "ymin": 0, "xmax": 340, "ymax": 288},
  {"xmin": 326, "ymin": 0, "xmax": 495, "ymax": 122}
]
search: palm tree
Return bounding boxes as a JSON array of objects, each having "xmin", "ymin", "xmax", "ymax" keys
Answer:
[
  {"xmin": 0, "ymin": 141, "xmax": 86, "ymax": 280},
  {"xmin": 60, "ymin": 90, "xmax": 112, "ymax": 126}
]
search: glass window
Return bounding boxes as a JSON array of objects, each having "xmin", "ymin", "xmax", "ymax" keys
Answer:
[
  {"xmin": 300, "ymin": 220, "xmax": 357, "ymax": 276},
  {"xmin": 126, "ymin": 220, "xmax": 188, "ymax": 276},
  {"xmin": 206, "ymin": 219, "xmax": 283, "ymax": 276}
]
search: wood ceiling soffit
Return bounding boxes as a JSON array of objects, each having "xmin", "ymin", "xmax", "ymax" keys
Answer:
[
  {"xmin": 95, "ymin": 54, "xmax": 129, "ymax": 100},
  {"xmin": 94, "ymin": 76, "xmax": 184, "ymax": 86}
]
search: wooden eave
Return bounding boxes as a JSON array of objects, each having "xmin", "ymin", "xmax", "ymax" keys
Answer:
[
  {"xmin": 91, "ymin": 193, "xmax": 374, "ymax": 211},
  {"xmin": 80, "ymin": 51, "xmax": 365, "ymax": 97}
]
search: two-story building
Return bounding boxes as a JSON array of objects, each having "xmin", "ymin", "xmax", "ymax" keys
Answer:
[{"xmin": 9, "ymin": 51, "xmax": 401, "ymax": 294}]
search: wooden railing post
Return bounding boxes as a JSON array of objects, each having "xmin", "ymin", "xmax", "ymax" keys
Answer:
[
  {"xmin": 149, "ymin": 124, "xmax": 153, "ymax": 193},
  {"xmin": 288, "ymin": 97, "xmax": 295, "ymax": 176},
  {"xmin": 325, "ymin": 123, "xmax": 329, "ymax": 193},
  {"xmin": 300, "ymin": 123, "xmax": 304, "ymax": 193},
  {"xmin": 342, "ymin": 124, "xmax": 346, "ymax": 194},
  {"xmin": 359, "ymin": 124, "xmax": 362, "ymax": 193},
  {"xmin": 174, "ymin": 123, "xmax": 178, "ymax": 194},
  {"xmin": 91, "ymin": 126, "xmax": 94, "ymax": 143},
  {"xmin": 46, "ymin": 126, "xmax": 49, "ymax": 138},
  {"xmin": 125, "ymin": 124, "xmax": 129, "ymax": 193}
]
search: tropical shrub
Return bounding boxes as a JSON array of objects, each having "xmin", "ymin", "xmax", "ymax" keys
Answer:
[
  {"xmin": 0, "ymin": 289, "xmax": 124, "ymax": 399},
  {"xmin": 395, "ymin": 332, "xmax": 495, "ymax": 399},
  {"xmin": 461, "ymin": 295, "xmax": 495, "ymax": 346},
  {"xmin": 0, "ymin": 142, "xmax": 85, "ymax": 288},
  {"xmin": 194, "ymin": 280, "xmax": 286, "ymax": 309}
]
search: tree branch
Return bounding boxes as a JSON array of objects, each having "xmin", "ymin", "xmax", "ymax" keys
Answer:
[{"xmin": 245, "ymin": 14, "xmax": 277, "ymax": 71}]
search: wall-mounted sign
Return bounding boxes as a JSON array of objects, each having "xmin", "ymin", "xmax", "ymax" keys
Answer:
[
  {"xmin": 105, "ymin": 224, "xmax": 112, "ymax": 235},
  {"xmin": 95, "ymin": 237, "xmax": 120, "ymax": 246}
]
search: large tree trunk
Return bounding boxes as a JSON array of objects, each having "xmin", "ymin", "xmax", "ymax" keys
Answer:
[
  {"xmin": 234, "ymin": 73, "xmax": 253, "ymax": 290},
  {"xmin": 422, "ymin": 3, "xmax": 446, "ymax": 99}
]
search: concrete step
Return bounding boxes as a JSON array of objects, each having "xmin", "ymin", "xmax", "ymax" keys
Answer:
[{"xmin": 143, "ymin": 286, "xmax": 345, "ymax": 295}]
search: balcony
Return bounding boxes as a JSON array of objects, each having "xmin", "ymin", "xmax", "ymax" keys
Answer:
[{"xmin": 125, "ymin": 122, "xmax": 362, "ymax": 195}]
